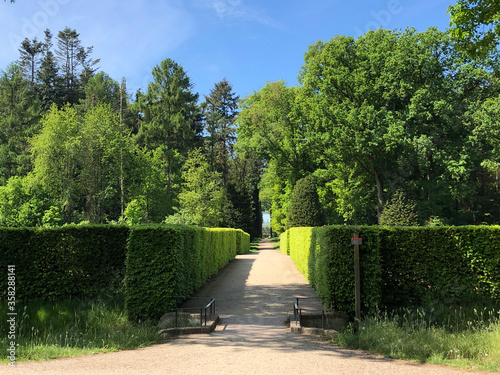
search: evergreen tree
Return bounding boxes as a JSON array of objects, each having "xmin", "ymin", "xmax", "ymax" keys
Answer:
[
  {"xmin": 204, "ymin": 79, "xmax": 239, "ymax": 186},
  {"xmin": 286, "ymin": 176, "xmax": 324, "ymax": 228},
  {"xmin": 379, "ymin": 190, "xmax": 419, "ymax": 226},
  {"xmin": 55, "ymin": 27, "xmax": 99, "ymax": 105},
  {"xmin": 18, "ymin": 37, "xmax": 44, "ymax": 85},
  {"xmin": 137, "ymin": 58, "xmax": 200, "ymax": 214},
  {"xmin": 36, "ymin": 29, "xmax": 62, "ymax": 109},
  {"xmin": 0, "ymin": 64, "xmax": 41, "ymax": 184}
]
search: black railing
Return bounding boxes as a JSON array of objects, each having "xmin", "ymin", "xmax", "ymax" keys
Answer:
[
  {"xmin": 170, "ymin": 296, "xmax": 216, "ymax": 328},
  {"xmin": 293, "ymin": 297, "xmax": 328, "ymax": 329}
]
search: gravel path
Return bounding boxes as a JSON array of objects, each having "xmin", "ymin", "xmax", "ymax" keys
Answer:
[{"xmin": 8, "ymin": 239, "xmax": 491, "ymax": 374}]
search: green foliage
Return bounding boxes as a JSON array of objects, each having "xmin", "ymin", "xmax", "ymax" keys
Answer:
[
  {"xmin": 236, "ymin": 229, "xmax": 251, "ymax": 255},
  {"xmin": 178, "ymin": 148, "xmax": 225, "ymax": 227},
  {"xmin": 123, "ymin": 197, "xmax": 146, "ymax": 225},
  {"xmin": 0, "ymin": 225, "xmax": 130, "ymax": 301},
  {"xmin": 203, "ymin": 78, "xmax": 239, "ymax": 186},
  {"xmin": 0, "ymin": 175, "xmax": 57, "ymax": 227},
  {"xmin": 125, "ymin": 225, "xmax": 249, "ymax": 321},
  {"xmin": 136, "ymin": 58, "xmax": 201, "ymax": 216},
  {"xmin": 449, "ymin": 0, "xmax": 500, "ymax": 58},
  {"xmin": 0, "ymin": 64, "xmax": 41, "ymax": 183},
  {"xmin": 237, "ymin": 81, "xmax": 313, "ymax": 233},
  {"xmin": 30, "ymin": 104, "xmax": 141, "ymax": 224},
  {"xmin": 379, "ymin": 190, "xmax": 419, "ymax": 226},
  {"xmin": 286, "ymin": 176, "xmax": 324, "ymax": 228},
  {"xmin": 284, "ymin": 225, "xmax": 500, "ymax": 317}
]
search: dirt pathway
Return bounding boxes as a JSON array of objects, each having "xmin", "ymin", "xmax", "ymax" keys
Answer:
[{"xmin": 8, "ymin": 239, "xmax": 491, "ymax": 374}]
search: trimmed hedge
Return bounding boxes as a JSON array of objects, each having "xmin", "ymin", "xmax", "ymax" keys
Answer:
[
  {"xmin": 280, "ymin": 230, "xmax": 289, "ymax": 255},
  {"xmin": 125, "ymin": 226, "xmax": 249, "ymax": 321},
  {"xmin": 236, "ymin": 229, "xmax": 251, "ymax": 255},
  {"xmin": 379, "ymin": 226, "xmax": 500, "ymax": 309},
  {"xmin": 0, "ymin": 224, "xmax": 250, "ymax": 322},
  {"xmin": 0, "ymin": 225, "xmax": 130, "ymax": 301},
  {"xmin": 284, "ymin": 225, "xmax": 500, "ymax": 317}
]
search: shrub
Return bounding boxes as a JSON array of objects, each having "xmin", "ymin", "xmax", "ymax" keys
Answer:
[
  {"xmin": 379, "ymin": 189, "xmax": 419, "ymax": 226},
  {"xmin": 286, "ymin": 176, "xmax": 324, "ymax": 228}
]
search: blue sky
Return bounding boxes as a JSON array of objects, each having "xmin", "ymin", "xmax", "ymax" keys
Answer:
[{"xmin": 1, "ymin": 0, "xmax": 454, "ymax": 100}]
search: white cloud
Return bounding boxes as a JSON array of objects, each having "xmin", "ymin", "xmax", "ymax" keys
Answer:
[{"xmin": 193, "ymin": 0, "xmax": 287, "ymax": 30}]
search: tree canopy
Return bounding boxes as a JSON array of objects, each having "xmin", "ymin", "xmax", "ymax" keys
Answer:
[
  {"xmin": 1, "ymin": 23, "xmax": 500, "ymax": 235},
  {"xmin": 449, "ymin": 0, "xmax": 500, "ymax": 57}
]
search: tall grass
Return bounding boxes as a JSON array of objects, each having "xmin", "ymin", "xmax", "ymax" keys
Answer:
[
  {"xmin": 0, "ymin": 294, "xmax": 159, "ymax": 362},
  {"xmin": 333, "ymin": 306, "xmax": 500, "ymax": 372}
]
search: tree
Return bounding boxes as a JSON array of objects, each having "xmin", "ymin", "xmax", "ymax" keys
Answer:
[
  {"xmin": 30, "ymin": 104, "xmax": 137, "ymax": 223},
  {"xmin": 30, "ymin": 105, "xmax": 82, "ymax": 222},
  {"xmin": 0, "ymin": 64, "xmax": 41, "ymax": 184},
  {"xmin": 55, "ymin": 27, "xmax": 99, "ymax": 105},
  {"xmin": 37, "ymin": 29, "xmax": 62, "ymax": 109},
  {"xmin": 299, "ymin": 28, "xmax": 465, "ymax": 223},
  {"xmin": 18, "ymin": 37, "xmax": 44, "ymax": 84},
  {"xmin": 225, "ymin": 152, "xmax": 263, "ymax": 238},
  {"xmin": 177, "ymin": 148, "xmax": 224, "ymax": 227},
  {"xmin": 0, "ymin": 175, "xmax": 58, "ymax": 227},
  {"xmin": 203, "ymin": 79, "xmax": 239, "ymax": 186},
  {"xmin": 81, "ymin": 71, "xmax": 121, "ymax": 112},
  {"xmin": 237, "ymin": 81, "xmax": 313, "ymax": 232},
  {"xmin": 449, "ymin": 0, "xmax": 500, "ymax": 58},
  {"xmin": 137, "ymin": 58, "xmax": 200, "ymax": 215},
  {"xmin": 379, "ymin": 190, "xmax": 419, "ymax": 226},
  {"xmin": 286, "ymin": 176, "xmax": 324, "ymax": 228}
]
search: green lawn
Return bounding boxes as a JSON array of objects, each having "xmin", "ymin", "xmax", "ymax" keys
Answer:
[
  {"xmin": 0, "ymin": 295, "xmax": 159, "ymax": 362},
  {"xmin": 332, "ymin": 307, "xmax": 500, "ymax": 373}
]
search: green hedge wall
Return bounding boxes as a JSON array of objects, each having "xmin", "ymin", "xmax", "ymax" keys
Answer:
[
  {"xmin": 0, "ymin": 224, "xmax": 250, "ymax": 322},
  {"xmin": 379, "ymin": 226, "xmax": 500, "ymax": 309},
  {"xmin": 125, "ymin": 226, "xmax": 249, "ymax": 321},
  {"xmin": 236, "ymin": 229, "xmax": 251, "ymax": 255},
  {"xmin": 284, "ymin": 225, "xmax": 500, "ymax": 317},
  {"xmin": 0, "ymin": 225, "xmax": 130, "ymax": 301},
  {"xmin": 280, "ymin": 231, "xmax": 289, "ymax": 255}
]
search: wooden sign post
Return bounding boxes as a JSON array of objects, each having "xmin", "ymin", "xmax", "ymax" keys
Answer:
[{"xmin": 351, "ymin": 234, "xmax": 362, "ymax": 323}]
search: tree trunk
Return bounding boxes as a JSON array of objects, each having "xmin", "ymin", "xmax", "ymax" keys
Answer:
[{"xmin": 374, "ymin": 170, "xmax": 384, "ymax": 223}]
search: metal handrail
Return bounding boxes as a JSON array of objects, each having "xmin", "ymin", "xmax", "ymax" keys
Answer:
[
  {"xmin": 170, "ymin": 297, "xmax": 216, "ymax": 328},
  {"xmin": 293, "ymin": 296, "xmax": 329, "ymax": 329}
]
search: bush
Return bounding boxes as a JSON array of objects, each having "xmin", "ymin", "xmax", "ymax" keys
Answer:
[
  {"xmin": 0, "ymin": 225, "xmax": 130, "ymax": 301},
  {"xmin": 379, "ymin": 189, "xmax": 419, "ymax": 226},
  {"xmin": 283, "ymin": 225, "xmax": 500, "ymax": 318},
  {"xmin": 286, "ymin": 176, "xmax": 324, "ymax": 228}
]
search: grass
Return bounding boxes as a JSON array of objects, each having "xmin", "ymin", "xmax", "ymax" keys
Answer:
[
  {"xmin": 0, "ymin": 294, "xmax": 159, "ymax": 362},
  {"xmin": 332, "ymin": 306, "xmax": 500, "ymax": 372},
  {"xmin": 249, "ymin": 237, "xmax": 280, "ymax": 252},
  {"xmin": 269, "ymin": 236, "xmax": 280, "ymax": 250}
]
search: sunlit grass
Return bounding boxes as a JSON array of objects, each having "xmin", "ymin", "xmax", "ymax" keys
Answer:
[
  {"xmin": 0, "ymin": 295, "xmax": 159, "ymax": 362},
  {"xmin": 333, "ymin": 306, "xmax": 500, "ymax": 372},
  {"xmin": 269, "ymin": 236, "xmax": 280, "ymax": 250}
]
